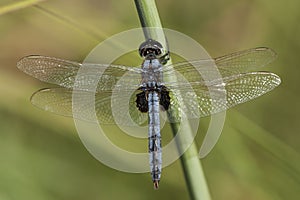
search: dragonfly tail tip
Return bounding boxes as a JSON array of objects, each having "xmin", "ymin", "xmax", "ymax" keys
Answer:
[{"xmin": 153, "ymin": 180, "xmax": 159, "ymax": 190}]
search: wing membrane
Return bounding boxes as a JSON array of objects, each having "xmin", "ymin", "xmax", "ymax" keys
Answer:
[
  {"xmin": 31, "ymin": 88, "xmax": 147, "ymax": 125},
  {"xmin": 20, "ymin": 48, "xmax": 280, "ymax": 123},
  {"xmin": 166, "ymin": 72, "xmax": 281, "ymax": 122},
  {"xmin": 163, "ymin": 47, "xmax": 277, "ymax": 84},
  {"xmin": 17, "ymin": 55, "xmax": 142, "ymax": 91}
]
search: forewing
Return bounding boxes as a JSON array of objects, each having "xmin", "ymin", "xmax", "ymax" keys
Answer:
[
  {"xmin": 17, "ymin": 55, "xmax": 142, "ymax": 91},
  {"xmin": 162, "ymin": 47, "xmax": 277, "ymax": 84},
  {"xmin": 215, "ymin": 47, "xmax": 277, "ymax": 76}
]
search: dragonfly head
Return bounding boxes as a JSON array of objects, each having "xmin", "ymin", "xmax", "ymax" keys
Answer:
[{"xmin": 139, "ymin": 39, "xmax": 164, "ymax": 59}]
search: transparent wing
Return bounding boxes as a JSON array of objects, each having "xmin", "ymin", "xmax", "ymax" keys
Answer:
[
  {"xmin": 20, "ymin": 48, "xmax": 280, "ymax": 124},
  {"xmin": 30, "ymin": 72, "xmax": 281, "ymax": 124},
  {"xmin": 30, "ymin": 88, "xmax": 148, "ymax": 126},
  {"xmin": 166, "ymin": 72, "xmax": 281, "ymax": 122},
  {"xmin": 17, "ymin": 55, "xmax": 142, "ymax": 91},
  {"xmin": 162, "ymin": 47, "xmax": 277, "ymax": 84},
  {"xmin": 214, "ymin": 47, "xmax": 276, "ymax": 74}
]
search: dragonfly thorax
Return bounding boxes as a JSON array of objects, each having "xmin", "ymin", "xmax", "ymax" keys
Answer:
[
  {"xmin": 141, "ymin": 58, "xmax": 163, "ymax": 87},
  {"xmin": 138, "ymin": 40, "xmax": 170, "ymax": 114}
]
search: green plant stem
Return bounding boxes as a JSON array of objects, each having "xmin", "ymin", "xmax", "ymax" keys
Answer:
[
  {"xmin": 135, "ymin": 0, "xmax": 162, "ymax": 28},
  {"xmin": 33, "ymin": 5, "xmax": 102, "ymax": 42},
  {"xmin": 0, "ymin": 0, "xmax": 45, "ymax": 16},
  {"xmin": 134, "ymin": 0, "xmax": 211, "ymax": 199},
  {"xmin": 134, "ymin": 0, "xmax": 168, "ymax": 49}
]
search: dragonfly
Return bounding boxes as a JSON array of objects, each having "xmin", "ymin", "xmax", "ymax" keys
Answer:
[{"xmin": 17, "ymin": 39, "xmax": 281, "ymax": 189}]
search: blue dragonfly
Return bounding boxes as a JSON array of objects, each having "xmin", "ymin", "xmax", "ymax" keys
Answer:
[{"xmin": 17, "ymin": 39, "xmax": 281, "ymax": 189}]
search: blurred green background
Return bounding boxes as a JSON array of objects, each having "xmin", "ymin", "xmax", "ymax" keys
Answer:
[{"xmin": 0, "ymin": 0, "xmax": 299, "ymax": 199}]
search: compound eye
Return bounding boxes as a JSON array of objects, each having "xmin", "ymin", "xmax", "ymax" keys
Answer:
[
  {"xmin": 138, "ymin": 43, "xmax": 148, "ymax": 57},
  {"xmin": 154, "ymin": 48, "xmax": 162, "ymax": 56}
]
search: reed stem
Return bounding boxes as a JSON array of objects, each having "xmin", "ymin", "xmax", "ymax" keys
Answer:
[{"xmin": 134, "ymin": 1, "xmax": 211, "ymax": 199}]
